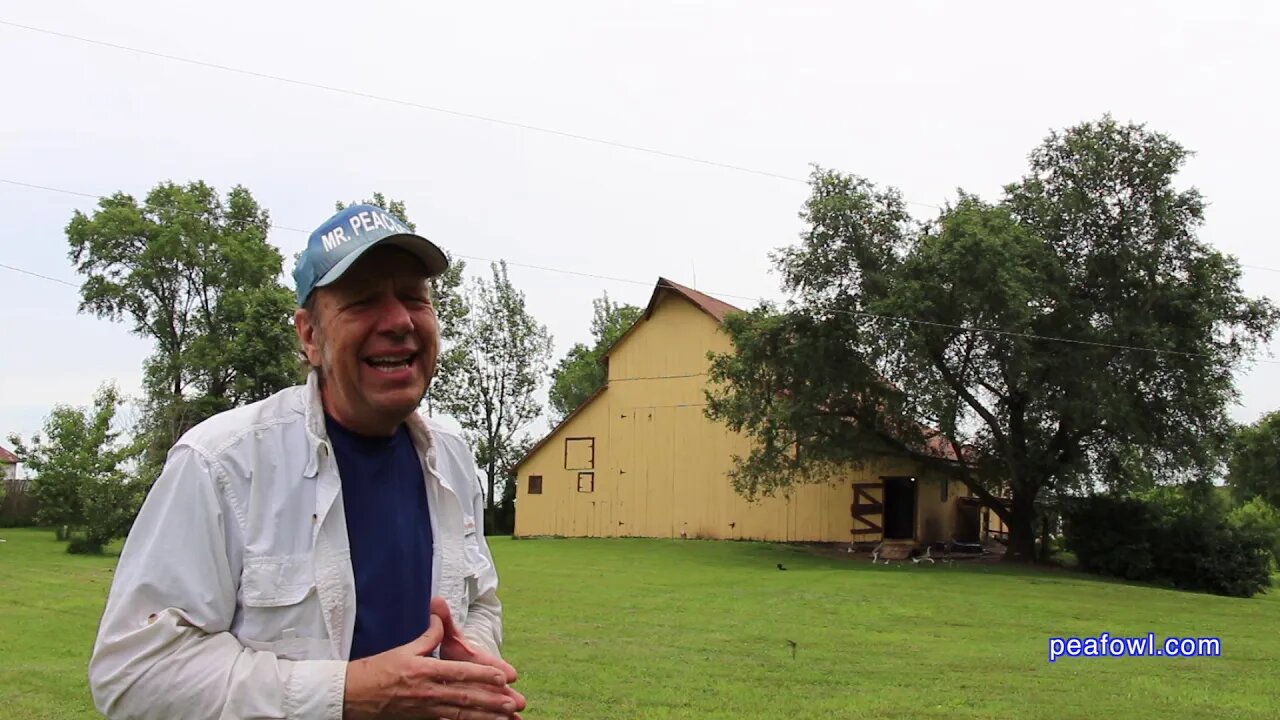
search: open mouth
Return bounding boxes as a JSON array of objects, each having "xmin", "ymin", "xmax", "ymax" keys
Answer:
[{"xmin": 364, "ymin": 352, "xmax": 418, "ymax": 373}]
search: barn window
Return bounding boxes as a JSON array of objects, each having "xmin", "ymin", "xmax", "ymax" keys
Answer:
[
  {"xmin": 527, "ymin": 475, "xmax": 543, "ymax": 495},
  {"xmin": 577, "ymin": 472, "xmax": 594, "ymax": 493},
  {"xmin": 565, "ymin": 437, "xmax": 595, "ymax": 470}
]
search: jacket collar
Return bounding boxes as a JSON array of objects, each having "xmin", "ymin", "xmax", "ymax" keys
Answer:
[{"xmin": 299, "ymin": 369, "xmax": 437, "ymax": 478}]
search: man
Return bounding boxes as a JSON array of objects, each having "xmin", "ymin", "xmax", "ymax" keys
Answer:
[{"xmin": 88, "ymin": 204, "xmax": 526, "ymax": 720}]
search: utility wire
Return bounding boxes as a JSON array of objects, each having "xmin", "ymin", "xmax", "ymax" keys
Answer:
[
  {"xmin": 610, "ymin": 373, "xmax": 707, "ymax": 382},
  {"xmin": 7, "ymin": 22, "xmax": 1280, "ymax": 262},
  {"xmin": 805, "ymin": 303, "xmax": 1280, "ymax": 363},
  {"xmin": 0, "ymin": 179, "xmax": 311, "ymax": 234},
  {"xmin": 2, "ymin": 178, "xmax": 1278, "ymax": 365},
  {"xmin": 0, "ymin": 179, "xmax": 102, "ymax": 201},
  {"xmin": 8, "ymin": 176, "xmax": 1280, "ymax": 279},
  {"xmin": 0, "ymin": 20, "xmax": 852, "ymax": 192},
  {"xmin": 0, "ymin": 177, "xmax": 669, "ymax": 290},
  {"xmin": 8, "ymin": 20, "xmax": 1280, "ymax": 261},
  {"xmin": 5, "ymin": 249, "xmax": 1276, "ymax": 366},
  {"xmin": 0, "ymin": 262, "xmax": 79, "ymax": 287}
]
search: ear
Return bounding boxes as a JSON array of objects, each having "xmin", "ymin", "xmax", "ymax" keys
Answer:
[{"xmin": 295, "ymin": 306, "xmax": 323, "ymax": 367}]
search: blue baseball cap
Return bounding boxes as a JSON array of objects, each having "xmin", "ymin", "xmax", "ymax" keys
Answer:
[{"xmin": 292, "ymin": 203, "xmax": 450, "ymax": 306}]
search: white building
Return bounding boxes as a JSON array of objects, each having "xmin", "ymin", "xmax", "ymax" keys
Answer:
[{"xmin": 0, "ymin": 445, "xmax": 19, "ymax": 481}]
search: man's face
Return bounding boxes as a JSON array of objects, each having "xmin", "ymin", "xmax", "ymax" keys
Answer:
[{"xmin": 295, "ymin": 246, "xmax": 440, "ymax": 435}]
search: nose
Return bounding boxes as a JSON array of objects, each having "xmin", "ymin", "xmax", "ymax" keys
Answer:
[{"xmin": 373, "ymin": 293, "xmax": 414, "ymax": 337}]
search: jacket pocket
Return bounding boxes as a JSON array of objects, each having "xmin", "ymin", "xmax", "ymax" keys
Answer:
[
  {"xmin": 242, "ymin": 554, "xmax": 315, "ymax": 606},
  {"xmin": 237, "ymin": 554, "xmax": 329, "ymax": 655}
]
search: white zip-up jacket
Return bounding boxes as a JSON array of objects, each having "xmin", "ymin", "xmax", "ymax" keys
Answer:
[{"xmin": 88, "ymin": 372, "xmax": 504, "ymax": 720}]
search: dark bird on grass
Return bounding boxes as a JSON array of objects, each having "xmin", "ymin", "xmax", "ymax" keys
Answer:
[
  {"xmin": 786, "ymin": 639, "xmax": 797, "ymax": 659},
  {"xmin": 777, "ymin": 563, "xmax": 787, "ymax": 571}
]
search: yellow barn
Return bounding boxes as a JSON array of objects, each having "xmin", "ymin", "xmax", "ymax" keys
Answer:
[{"xmin": 514, "ymin": 278, "xmax": 983, "ymax": 547}]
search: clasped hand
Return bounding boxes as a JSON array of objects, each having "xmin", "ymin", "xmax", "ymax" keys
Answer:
[{"xmin": 344, "ymin": 598, "xmax": 525, "ymax": 719}]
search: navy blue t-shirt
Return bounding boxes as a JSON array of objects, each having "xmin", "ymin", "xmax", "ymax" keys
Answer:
[{"xmin": 325, "ymin": 414, "xmax": 433, "ymax": 660}]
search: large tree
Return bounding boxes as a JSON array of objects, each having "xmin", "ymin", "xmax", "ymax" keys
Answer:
[
  {"xmin": 548, "ymin": 292, "xmax": 642, "ymax": 420},
  {"xmin": 435, "ymin": 261, "xmax": 552, "ymax": 530},
  {"xmin": 705, "ymin": 117, "xmax": 1278, "ymax": 562},
  {"xmin": 336, "ymin": 193, "xmax": 468, "ymax": 415},
  {"xmin": 67, "ymin": 181, "xmax": 300, "ymax": 480},
  {"xmin": 1228, "ymin": 410, "xmax": 1280, "ymax": 508},
  {"xmin": 8, "ymin": 383, "xmax": 142, "ymax": 552}
]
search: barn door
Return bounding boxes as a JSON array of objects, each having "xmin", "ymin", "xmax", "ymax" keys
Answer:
[{"xmin": 851, "ymin": 482, "xmax": 884, "ymax": 544}]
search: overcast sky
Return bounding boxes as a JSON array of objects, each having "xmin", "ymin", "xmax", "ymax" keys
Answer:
[{"xmin": 2, "ymin": 0, "xmax": 1278, "ymax": 455}]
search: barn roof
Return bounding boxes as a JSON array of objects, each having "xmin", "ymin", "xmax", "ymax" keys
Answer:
[
  {"xmin": 0, "ymin": 445, "xmax": 18, "ymax": 464},
  {"xmin": 600, "ymin": 277, "xmax": 741, "ymax": 362},
  {"xmin": 651, "ymin": 277, "xmax": 741, "ymax": 323}
]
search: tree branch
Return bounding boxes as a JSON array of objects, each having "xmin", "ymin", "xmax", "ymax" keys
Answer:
[
  {"xmin": 928, "ymin": 348, "xmax": 1008, "ymax": 450},
  {"xmin": 944, "ymin": 437, "xmax": 1011, "ymax": 524}
]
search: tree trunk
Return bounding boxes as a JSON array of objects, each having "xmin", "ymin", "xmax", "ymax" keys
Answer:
[
  {"xmin": 1002, "ymin": 490, "xmax": 1038, "ymax": 563},
  {"xmin": 486, "ymin": 458, "xmax": 497, "ymax": 512},
  {"xmin": 1037, "ymin": 511, "xmax": 1053, "ymax": 562}
]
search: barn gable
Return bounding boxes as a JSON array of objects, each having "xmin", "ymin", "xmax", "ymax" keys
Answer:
[{"xmin": 515, "ymin": 278, "xmax": 734, "ymax": 473}]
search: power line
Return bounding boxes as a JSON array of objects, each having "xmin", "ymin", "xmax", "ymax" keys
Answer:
[
  {"xmin": 6, "ymin": 20, "xmax": 1280, "ymax": 268},
  {"xmin": 454, "ymin": 254, "xmax": 657, "ymax": 290},
  {"xmin": 2, "ymin": 177, "xmax": 1278, "ymax": 365},
  {"xmin": 0, "ymin": 19, "xmax": 842, "ymax": 193},
  {"xmin": 0, "ymin": 177, "xmax": 679, "ymax": 289},
  {"xmin": 10, "ymin": 176, "xmax": 1279, "ymax": 282},
  {"xmin": 576, "ymin": 277, "xmax": 1280, "ymax": 364},
  {"xmin": 9, "ymin": 176, "xmax": 1280, "ymax": 281},
  {"xmin": 0, "ymin": 176, "xmax": 696, "ymax": 294},
  {"xmin": 10, "ymin": 21, "xmax": 1280, "ymax": 253},
  {"xmin": 610, "ymin": 373, "xmax": 708, "ymax": 382},
  {"xmin": 0, "ymin": 179, "xmax": 102, "ymax": 201},
  {"xmin": 0, "ymin": 262, "xmax": 79, "ymax": 287},
  {"xmin": 5, "ymin": 250, "xmax": 1277, "ymax": 366},
  {"xmin": 807, "ymin": 303, "xmax": 1280, "ymax": 363},
  {"xmin": 0, "ymin": 179, "xmax": 310, "ymax": 234}
]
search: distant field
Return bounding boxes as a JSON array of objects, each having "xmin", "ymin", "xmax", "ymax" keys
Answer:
[{"xmin": 1, "ymin": 527, "xmax": 1276, "ymax": 719}]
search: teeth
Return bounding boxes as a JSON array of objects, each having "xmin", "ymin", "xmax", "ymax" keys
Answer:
[{"xmin": 367, "ymin": 354, "xmax": 413, "ymax": 369}]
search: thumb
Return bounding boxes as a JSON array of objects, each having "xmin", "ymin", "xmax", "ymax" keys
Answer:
[
  {"xmin": 430, "ymin": 597, "xmax": 463, "ymax": 639},
  {"xmin": 408, "ymin": 611, "xmax": 444, "ymax": 656},
  {"xmin": 430, "ymin": 597, "xmax": 453, "ymax": 623}
]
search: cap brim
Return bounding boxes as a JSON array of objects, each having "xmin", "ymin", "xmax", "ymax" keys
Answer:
[{"xmin": 313, "ymin": 233, "xmax": 450, "ymax": 291}]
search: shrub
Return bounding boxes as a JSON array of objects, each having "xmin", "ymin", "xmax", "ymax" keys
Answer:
[
  {"xmin": 1062, "ymin": 491, "xmax": 1273, "ymax": 598},
  {"xmin": 67, "ymin": 536, "xmax": 104, "ymax": 554},
  {"xmin": 1060, "ymin": 496, "xmax": 1156, "ymax": 581},
  {"xmin": 1150, "ymin": 504, "xmax": 1272, "ymax": 598},
  {"xmin": 1226, "ymin": 497, "xmax": 1280, "ymax": 570}
]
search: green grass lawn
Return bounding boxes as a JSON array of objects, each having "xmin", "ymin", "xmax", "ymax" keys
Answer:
[{"xmin": 1, "ymin": 527, "xmax": 1277, "ymax": 719}]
